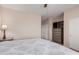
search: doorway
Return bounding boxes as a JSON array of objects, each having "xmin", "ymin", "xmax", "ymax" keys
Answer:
[
  {"xmin": 69, "ymin": 18, "xmax": 79, "ymax": 51},
  {"xmin": 53, "ymin": 21, "xmax": 64, "ymax": 45}
]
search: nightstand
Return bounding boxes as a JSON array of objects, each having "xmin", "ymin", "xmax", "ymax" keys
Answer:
[{"xmin": 0, "ymin": 38, "xmax": 14, "ymax": 42}]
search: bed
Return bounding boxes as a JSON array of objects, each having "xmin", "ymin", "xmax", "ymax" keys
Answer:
[{"xmin": 0, "ymin": 38, "xmax": 78, "ymax": 55}]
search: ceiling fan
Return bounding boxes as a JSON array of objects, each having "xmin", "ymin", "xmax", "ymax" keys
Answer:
[{"xmin": 44, "ymin": 4, "xmax": 48, "ymax": 8}]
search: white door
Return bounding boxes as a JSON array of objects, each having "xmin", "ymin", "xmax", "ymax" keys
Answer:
[
  {"xmin": 69, "ymin": 18, "xmax": 79, "ymax": 51},
  {"xmin": 41, "ymin": 20, "xmax": 48, "ymax": 40}
]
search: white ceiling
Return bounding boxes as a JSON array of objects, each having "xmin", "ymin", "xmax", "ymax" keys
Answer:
[{"xmin": 1, "ymin": 4, "xmax": 79, "ymax": 18}]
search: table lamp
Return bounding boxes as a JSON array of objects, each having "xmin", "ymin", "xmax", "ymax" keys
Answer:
[{"xmin": 2, "ymin": 25, "xmax": 7, "ymax": 40}]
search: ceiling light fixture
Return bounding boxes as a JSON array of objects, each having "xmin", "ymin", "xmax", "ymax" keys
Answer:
[{"xmin": 44, "ymin": 4, "xmax": 48, "ymax": 8}]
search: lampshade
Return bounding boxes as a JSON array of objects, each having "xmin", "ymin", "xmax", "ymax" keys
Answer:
[{"xmin": 2, "ymin": 25, "xmax": 7, "ymax": 30}]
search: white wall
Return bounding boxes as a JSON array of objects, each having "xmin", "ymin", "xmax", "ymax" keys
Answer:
[
  {"xmin": 0, "ymin": 6, "xmax": 2, "ymax": 39},
  {"xmin": 0, "ymin": 7, "xmax": 41, "ymax": 39},
  {"xmin": 64, "ymin": 6, "xmax": 79, "ymax": 48}
]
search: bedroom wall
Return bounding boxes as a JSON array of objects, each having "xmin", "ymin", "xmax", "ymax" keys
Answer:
[
  {"xmin": 0, "ymin": 6, "xmax": 2, "ymax": 39},
  {"xmin": 64, "ymin": 6, "xmax": 79, "ymax": 47},
  {"xmin": 48, "ymin": 15, "xmax": 63, "ymax": 41},
  {"xmin": 0, "ymin": 7, "xmax": 41, "ymax": 39}
]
